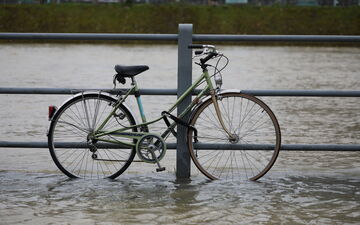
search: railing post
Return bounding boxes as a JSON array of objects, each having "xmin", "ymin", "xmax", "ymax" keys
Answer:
[{"xmin": 176, "ymin": 24, "xmax": 193, "ymax": 179}]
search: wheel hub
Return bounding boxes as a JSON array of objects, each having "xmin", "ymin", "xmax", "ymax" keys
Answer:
[{"xmin": 229, "ymin": 134, "xmax": 239, "ymax": 144}]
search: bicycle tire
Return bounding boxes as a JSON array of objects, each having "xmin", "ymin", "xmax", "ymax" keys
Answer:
[
  {"xmin": 187, "ymin": 92, "xmax": 281, "ymax": 181},
  {"xmin": 48, "ymin": 93, "xmax": 137, "ymax": 179}
]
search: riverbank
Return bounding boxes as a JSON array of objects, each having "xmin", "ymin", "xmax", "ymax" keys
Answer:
[{"xmin": 0, "ymin": 4, "xmax": 359, "ymax": 35}]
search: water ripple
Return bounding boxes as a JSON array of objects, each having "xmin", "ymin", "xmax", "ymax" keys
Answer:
[{"xmin": 1, "ymin": 171, "xmax": 359, "ymax": 224}]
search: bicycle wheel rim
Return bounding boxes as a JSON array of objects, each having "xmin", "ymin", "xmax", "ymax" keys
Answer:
[
  {"xmin": 48, "ymin": 93, "xmax": 137, "ymax": 179},
  {"xmin": 188, "ymin": 93, "xmax": 281, "ymax": 181}
]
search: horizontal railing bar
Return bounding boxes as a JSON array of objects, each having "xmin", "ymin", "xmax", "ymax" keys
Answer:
[
  {"xmin": 193, "ymin": 34, "xmax": 360, "ymax": 42},
  {"xmin": 241, "ymin": 90, "xmax": 360, "ymax": 97},
  {"xmin": 1, "ymin": 87, "xmax": 360, "ymax": 97},
  {"xmin": 0, "ymin": 141, "xmax": 359, "ymax": 151},
  {"xmin": 1, "ymin": 33, "xmax": 360, "ymax": 43},
  {"xmin": 0, "ymin": 33, "xmax": 178, "ymax": 41},
  {"xmin": 281, "ymin": 144, "xmax": 360, "ymax": 151},
  {"xmin": 0, "ymin": 87, "xmax": 180, "ymax": 95},
  {"xmin": 195, "ymin": 143, "xmax": 360, "ymax": 151}
]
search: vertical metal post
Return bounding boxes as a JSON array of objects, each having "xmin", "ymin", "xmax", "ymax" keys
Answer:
[{"xmin": 176, "ymin": 24, "xmax": 193, "ymax": 179}]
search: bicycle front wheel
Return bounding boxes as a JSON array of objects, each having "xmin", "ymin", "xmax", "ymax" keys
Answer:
[
  {"xmin": 48, "ymin": 93, "xmax": 137, "ymax": 179},
  {"xmin": 187, "ymin": 92, "xmax": 281, "ymax": 181}
]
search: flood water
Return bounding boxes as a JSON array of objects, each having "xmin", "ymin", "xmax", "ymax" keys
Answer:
[{"xmin": 0, "ymin": 44, "xmax": 359, "ymax": 224}]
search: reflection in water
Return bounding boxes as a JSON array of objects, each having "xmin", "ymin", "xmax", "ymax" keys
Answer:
[{"xmin": 0, "ymin": 44, "xmax": 359, "ymax": 224}]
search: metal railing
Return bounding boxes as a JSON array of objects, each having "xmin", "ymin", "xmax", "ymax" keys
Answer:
[
  {"xmin": 1, "ymin": 87, "xmax": 360, "ymax": 97},
  {"xmin": 1, "ymin": 24, "xmax": 359, "ymax": 179},
  {"xmin": 2, "ymin": 32, "xmax": 360, "ymax": 42}
]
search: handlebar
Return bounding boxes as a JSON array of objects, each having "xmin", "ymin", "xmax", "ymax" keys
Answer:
[
  {"xmin": 188, "ymin": 44, "xmax": 219, "ymax": 65},
  {"xmin": 188, "ymin": 44, "xmax": 216, "ymax": 51}
]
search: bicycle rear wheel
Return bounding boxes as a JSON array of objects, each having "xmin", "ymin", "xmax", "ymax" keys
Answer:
[
  {"xmin": 48, "ymin": 93, "xmax": 137, "ymax": 179},
  {"xmin": 187, "ymin": 92, "xmax": 281, "ymax": 181}
]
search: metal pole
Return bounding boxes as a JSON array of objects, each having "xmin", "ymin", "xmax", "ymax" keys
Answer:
[{"xmin": 176, "ymin": 24, "xmax": 193, "ymax": 179}]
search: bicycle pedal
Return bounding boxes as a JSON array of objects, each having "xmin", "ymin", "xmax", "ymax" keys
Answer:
[{"xmin": 156, "ymin": 167, "xmax": 166, "ymax": 172}]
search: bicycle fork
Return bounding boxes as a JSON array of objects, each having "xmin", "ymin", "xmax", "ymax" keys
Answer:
[{"xmin": 210, "ymin": 90, "xmax": 239, "ymax": 143}]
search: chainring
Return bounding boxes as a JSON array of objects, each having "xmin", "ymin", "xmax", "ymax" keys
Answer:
[{"xmin": 136, "ymin": 134, "xmax": 166, "ymax": 164}]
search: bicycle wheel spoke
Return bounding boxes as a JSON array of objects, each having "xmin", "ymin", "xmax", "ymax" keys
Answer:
[
  {"xmin": 67, "ymin": 103, "xmax": 89, "ymax": 130},
  {"xmin": 198, "ymin": 111, "xmax": 230, "ymax": 137}
]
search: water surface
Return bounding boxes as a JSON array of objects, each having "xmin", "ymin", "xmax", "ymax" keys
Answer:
[{"xmin": 0, "ymin": 44, "xmax": 359, "ymax": 224}]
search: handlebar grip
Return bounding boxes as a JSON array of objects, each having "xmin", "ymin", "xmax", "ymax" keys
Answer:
[
  {"xmin": 200, "ymin": 52, "xmax": 217, "ymax": 64},
  {"xmin": 195, "ymin": 50, "xmax": 203, "ymax": 55},
  {"xmin": 188, "ymin": 44, "xmax": 204, "ymax": 49}
]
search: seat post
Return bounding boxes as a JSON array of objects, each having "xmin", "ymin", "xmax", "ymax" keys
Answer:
[
  {"xmin": 131, "ymin": 76, "xmax": 147, "ymax": 124},
  {"xmin": 130, "ymin": 77, "xmax": 136, "ymax": 86}
]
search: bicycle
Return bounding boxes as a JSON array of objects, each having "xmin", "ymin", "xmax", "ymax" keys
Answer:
[{"xmin": 47, "ymin": 44, "xmax": 281, "ymax": 181}]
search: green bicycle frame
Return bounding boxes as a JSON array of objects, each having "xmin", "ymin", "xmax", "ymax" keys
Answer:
[{"xmin": 93, "ymin": 69, "xmax": 215, "ymax": 147}]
